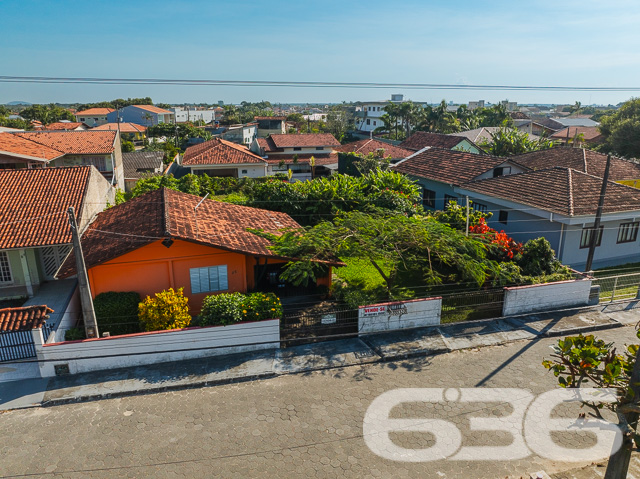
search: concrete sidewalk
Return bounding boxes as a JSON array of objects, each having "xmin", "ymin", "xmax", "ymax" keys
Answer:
[{"xmin": 1, "ymin": 301, "xmax": 638, "ymax": 411}]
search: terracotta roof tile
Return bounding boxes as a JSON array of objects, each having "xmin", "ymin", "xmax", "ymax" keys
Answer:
[
  {"xmin": 44, "ymin": 122, "xmax": 86, "ymax": 131},
  {"xmin": 399, "ymin": 132, "xmax": 466, "ymax": 151},
  {"xmin": 269, "ymin": 133, "xmax": 340, "ymax": 149},
  {"xmin": 0, "ymin": 166, "xmax": 92, "ymax": 249},
  {"xmin": 182, "ymin": 138, "xmax": 267, "ymax": 166},
  {"xmin": 0, "ymin": 305, "xmax": 53, "ymax": 332},
  {"xmin": 334, "ymin": 139, "xmax": 413, "ymax": 159},
  {"xmin": 254, "ymin": 116, "xmax": 286, "ymax": 121},
  {"xmin": 58, "ymin": 188, "xmax": 317, "ymax": 277},
  {"xmin": 0, "ymin": 133, "xmax": 63, "ymax": 161},
  {"xmin": 264, "ymin": 153, "xmax": 338, "ymax": 166},
  {"xmin": 550, "ymin": 126, "xmax": 603, "ymax": 142},
  {"xmin": 392, "ymin": 148, "xmax": 504, "ymax": 185},
  {"xmin": 463, "ymin": 167, "xmax": 640, "ymax": 216},
  {"xmin": 75, "ymin": 108, "xmax": 115, "ymax": 116},
  {"xmin": 93, "ymin": 122, "xmax": 147, "ymax": 133},
  {"xmin": 509, "ymin": 148, "xmax": 640, "ymax": 181},
  {"xmin": 15, "ymin": 131, "xmax": 117, "ymax": 154}
]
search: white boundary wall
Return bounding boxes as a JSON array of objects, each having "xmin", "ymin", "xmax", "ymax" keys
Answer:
[
  {"xmin": 36, "ymin": 319, "xmax": 280, "ymax": 377},
  {"xmin": 358, "ymin": 297, "xmax": 441, "ymax": 335},
  {"xmin": 502, "ymin": 280, "xmax": 592, "ymax": 316}
]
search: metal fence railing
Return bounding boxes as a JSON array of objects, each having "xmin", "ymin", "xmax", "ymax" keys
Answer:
[
  {"xmin": 592, "ymin": 272, "xmax": 640, "ymax": 303},
  {"xmin": 0, "ymin": 330, "xmax": 37, "ymax": 362}
]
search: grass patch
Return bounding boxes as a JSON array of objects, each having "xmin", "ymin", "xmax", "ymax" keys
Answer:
[
  {"xmin": 334, "ymin": 258, "xmax": 390, "ymax": 291},
  {"xmin": 211, "ymin": 192, "xmax": 248, "ymax": 205},
  {"xmin": 594, "ymin": 262, "xmax": 640, "ymax": 277}
]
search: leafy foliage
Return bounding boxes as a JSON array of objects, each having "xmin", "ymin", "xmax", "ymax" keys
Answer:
[
  {"xmin": 199, "ymin": 292, "xmax": 282, "ymax": 326},
  {"xmin": 121, "ymin": 139, "xmax": 135, "ymax": 153},
  {"xmin": 518, "ymin": 237, "xmax": 562, "ymax": 276},
  {"xmin": 64, "ymin": 327, "xmax": 86, "ymax": 341},
  {"xmin": 93, "ymin": 291, "xmax": 142, "ymax": 336},
  {"xmin": 20, "ymin": 104, "xmax": 75, "ymax": 124},
  {"xmin": 479, "ymin": 127, "xmax": 555, "ymax": 156},
  {"xmin": 432, "ymin": 200, "xmax": 492, "ymax": 230},
  {"xmin": 138, "ymin": 287, "xmax": 191, "ymax": 332}
]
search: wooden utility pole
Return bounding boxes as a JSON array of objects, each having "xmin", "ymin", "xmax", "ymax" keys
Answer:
[
  {"xmin": 67, "ymin": 207, "xmax": 99, "ymax": 338},
  {"xmin": 585, "ymin": 154, "xmax": 611, "ymax": 272}
]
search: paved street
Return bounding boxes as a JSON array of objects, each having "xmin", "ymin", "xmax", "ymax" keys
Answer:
[{"xmin": 1, "ymin": 325, "xmax": 639, "ymax": 479}]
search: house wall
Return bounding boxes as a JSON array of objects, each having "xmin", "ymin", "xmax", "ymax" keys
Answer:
[
  {"xmin": 36, "ymin": 319, "xmax": 280, "ymax": 377},
  {"xmin": 107, "ymin": 107, "xmax": 175, "ymax": 127},
  {"xmin": 0, "ymin": 249, "xmax": 41, "ymax": 299},
  {"xmin": 559, "ymin": 220, "xmax": 640, "ymax": 270},
  {"xmin": 358, "ymin": 297, "xmax": 442, "ymax": 334},
  {"xmin": 87, "ymin": 240, "xmax": 249, "ymax": 313},
  {"xmin": 503, "ymin": 280, "xmax": 592, "ymax": 316},
  {"xmin": 79, "ymin": 167, "xmax": 116, "ymax": 227},
  {"xmin": 412, "ymin": 177, "xmax": 458, "ymax": 212},
  {"xmin": 452, "ymin": 140, "xmax": 482, "ymax": 154},
  {"xmin": 75, "ymin": 114, "xmax": 108, "ymax": 127},
  {"xmin": 188, "ymin": 164, "xmax": 267, "ymax": 179}
]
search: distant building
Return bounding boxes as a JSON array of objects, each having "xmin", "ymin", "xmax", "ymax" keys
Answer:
[
  {"xmin": 254, "ymin": 117, "xmax": 287, "ymax": 138},
  {"xmin": 75, "ymin": 108, "xmax": 114, "ymax": 127},
  {"xmin": 93, "ymin": 122, "xmax": 148, "ymax": 143},
  {"xmin": 181, "ymin": 138, "xmax": 267, "ymax": 178},
  {"xmin": 107, "ymin": 105, "xmax": 175, "ymax": 127},
  {"xmin": 500, "ymin": 100, "xmax": 518, "ymax": 111},
  {"xmin": 1, "ymin": 130, "xmax": 125, "ymax": 187},
  {"xmin": 354, "ymin": 94, "xmax": 411, "ymax": 133},
  {"xmin": 468, "ymin": 100, "xmax": 485, "ymax": 110},
  {"xmin": 171, "ymin": 107, "xmax": 216, "ymax": 124},
  {"xmin": 122, "ymin": 151, "xmax": 165, "ymax": 192},
  {"xmin": 399, "ymin": 131, "xmax": 482, "ymax": 154}
]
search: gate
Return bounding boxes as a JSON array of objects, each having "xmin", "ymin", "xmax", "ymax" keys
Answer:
[
  {"xmin": 0, "ymin": 330, "xmax": 37, "ymax": 362},
  {"xmin": 440, "ymin": 288, "xmax": 505, "ymax": 323},
  {"xmin": 280, "ymin": 302, "xmax": 358, "ymax": 346}
]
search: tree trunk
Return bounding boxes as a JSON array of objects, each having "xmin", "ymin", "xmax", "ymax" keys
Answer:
[{"xmin": 369, "ymin": 259, "xmax": 392, "ymax": 297}]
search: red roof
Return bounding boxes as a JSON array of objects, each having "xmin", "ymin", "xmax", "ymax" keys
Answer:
[
  {"xmin": 269, "ymin": 133, "xmax": 340, "ymax": 149},
  {"xmin": 392, "ymin": 148, "xmax": 503, "ymax": 185},
  {"xmin": 44, "ymin": 122, "xmax": 86, "ymax": 131},
  {"xmin": 75, "ymin": 108, "xmax": 114, "ymax": 116},
  {"xmin": 182, "ymin": 138, "xmax": 267, "ymax": 166},
  {"xmin": 15, "ymin": 131, "xmax": 117, "ymax": 154},
  {"xmin": 464, "ymin": 167, "xmax": 640, "ymax": 216},
  {"xmin": 0, "ymin": 305, "xmax": 53, "ymax": 332},
  {"xmin": 0, "ymin": 166, "xmax": 92, "ymax": 249},
  {"xmin": 510, "ymin": 148, "xmax": 640, "ymax": 181},
  {"xmin": 57, "ymin": 188, "xmax": 330, "ymax": 278},
  {"xmin": 133, "ymin": 105, "xmax": 173, "ymax": 114},
  {"xmin": 0, "ymin": 133, "xmax": 64, "ymax": 161},
  {"xmin": 399, "ymin": 132, "xmax": 467, "ymax": 151},
  {"xmin": 334, "ymin": 139, "xmax": 413, "ymax": 159},
  {"xmin": 254, "ymin": 116, "xmax": 286, "ymax": 121},
  {"xmin": 93, "ymin": 122, "xmax": 147, "ymax": 133},
  {"xmin": 550, "ymin": 126, "xmax": 603, "ymax": 142}
]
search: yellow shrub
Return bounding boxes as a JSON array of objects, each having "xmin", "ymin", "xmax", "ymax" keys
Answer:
[{"xmin": 138, "ymin": 287, "xmax": 191, "ymax": 332}]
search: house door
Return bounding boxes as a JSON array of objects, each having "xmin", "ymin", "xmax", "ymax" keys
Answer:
[{"xmin": 39, "ymin": 245, "xmax": 72, "ymax": 280}]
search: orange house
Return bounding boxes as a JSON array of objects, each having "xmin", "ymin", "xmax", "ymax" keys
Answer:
[{"xmin": 58, "ymin": 188, "xmax": 335, "ymax": 313}]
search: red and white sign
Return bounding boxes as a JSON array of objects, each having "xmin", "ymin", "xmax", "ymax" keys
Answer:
[{"xmin": 362, "ymin": 305, "xmax": 386, "ymax": 316}]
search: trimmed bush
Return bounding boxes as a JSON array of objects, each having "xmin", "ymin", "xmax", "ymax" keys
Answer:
[
  {"xmin": 200, "ymin": 292, "xmax": 282, "ymax": 326},
  {"xmin": 64, "ymin": 327, "xmax": 85, "ymax": 341},
  {"xmin": 138, "ymin": 287, "xmax": 191, "ymax": 332},
  {"xmin": 93, "ymin": 291, "xmax": 141, "ymax": 336}
]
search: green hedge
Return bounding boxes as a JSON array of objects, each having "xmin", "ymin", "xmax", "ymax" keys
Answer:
[
  {"xmin": 93, "ymin": 291, "xmax": 142, "ymax": 336},
  {"xmin": 199, "ymin": 292, "xmax": 283, "ymax": 326}
]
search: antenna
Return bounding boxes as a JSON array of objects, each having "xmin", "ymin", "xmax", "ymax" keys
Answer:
[{"xmin": 193, "ymin": 192, "xmax": 210, "ymax": 239}]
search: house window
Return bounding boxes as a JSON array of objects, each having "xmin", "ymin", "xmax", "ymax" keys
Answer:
[
  {"xmin": 82, "ymin": 156, "xmax": 107, "ymax": 171},
  {"xmin": 316, "ymin": 147, "xmax": 324, "ymax": 151},
  {"xmin": 499, "ymin": 210, "xmax": 508, "ymax": 224},
  {"xmin": 493, "ymin": 166, "xmax": 511, "ymax": 177},
  {"xmin": 580, "ymin": 226, "xmax": 604, "ymax": 249},
  {"xmin": 293, "ymin": 147, "xmax": 302, "ymax": 151},
  {"xmin": 472, "ymin": 202, "xmax": 488, "ymax": 213},
  {"xmin": 444, "ymin": 194, "xmax": 458, "ymax": 207},
  {"xmin": 617, "ymin": 222, "xmax": 639, "ymax": 244},
  {"xmin": 422, "ymin": 188, "xmax": 436, "ymax": 208},
  {"xmin": 0, "ymin": 251, "xmax": 12, "ymax": 283},
  {"xmin": 373, "ymin": 121, "xmax": 377, "ymax": 126},
  {"xmin": 366, "ymin": 119, "xmax": 371, "ymax": 125},
  {"xmin": 190, "ymin": 265, "xmax": 229, "ymax": 294},
  {"xmin": 79, "ymin": 117, "xmax": 85, "ymax": 122},
  {"xmin": 241, "ymin": 169, "xmax": 248, "ymax": 174}
]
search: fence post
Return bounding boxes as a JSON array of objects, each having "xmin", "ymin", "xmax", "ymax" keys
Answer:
[
  {"xmin": 611, "ymin": 276, "xmax": 618, "ymax": 302},
  {"xmin": 636, "ymin": 279, "xmax": 640, "ymax": 300}
]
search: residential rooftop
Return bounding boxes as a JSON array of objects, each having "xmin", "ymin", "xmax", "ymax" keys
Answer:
[
  {"xmin": 15, "ymin": 130, "xmax": 117, "ymax": 155},
  {"xmin": 182, "ymin": 138, "xmax": 267, "ymax": 166}
]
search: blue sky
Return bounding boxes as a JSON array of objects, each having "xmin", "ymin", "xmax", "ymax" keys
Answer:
[{"xmin": 2, "ymin": 0, "xmax": 639, "ymax": 105}]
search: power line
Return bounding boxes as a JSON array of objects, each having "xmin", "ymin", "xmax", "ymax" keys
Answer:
[{"xmin": 1, "ymin": 75, "xmax": 640, "ymax": 92}]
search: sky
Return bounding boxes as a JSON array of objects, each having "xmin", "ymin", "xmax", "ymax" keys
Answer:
[{"xmin": 2, "ymin": 0, "xmax": 640, "ymax": 106}]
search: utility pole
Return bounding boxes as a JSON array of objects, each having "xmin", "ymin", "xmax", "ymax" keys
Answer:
[
  {"xmin": 585, "ymin": 154, "xmax": 611, "ymax": 273},
  {"xmin": 67, "ymin": 207, "xmax": 99, "ymax": 338}
]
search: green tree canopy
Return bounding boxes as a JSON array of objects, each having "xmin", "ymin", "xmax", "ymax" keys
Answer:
[
  {"xmin": 479, "ymin": 127, "xmax": 554, "ymax": 156},
  {"xmin": 598, "ymin": 98, "xmax": 640, "ymax": 159}
]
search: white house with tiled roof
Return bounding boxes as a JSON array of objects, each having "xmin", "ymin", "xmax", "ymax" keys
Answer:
[
  {"xmin": 181, "ymin": 138, "xmax": 267, "ymax": 178},
  {"xmin": 107, "ymin": 105, "xmax": 175, "ymax": 127}
]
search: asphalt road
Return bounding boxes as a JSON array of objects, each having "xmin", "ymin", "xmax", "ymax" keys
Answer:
[{"xmin": 1, "ymin": 326, "xmax": 639, "ymax": 479}]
